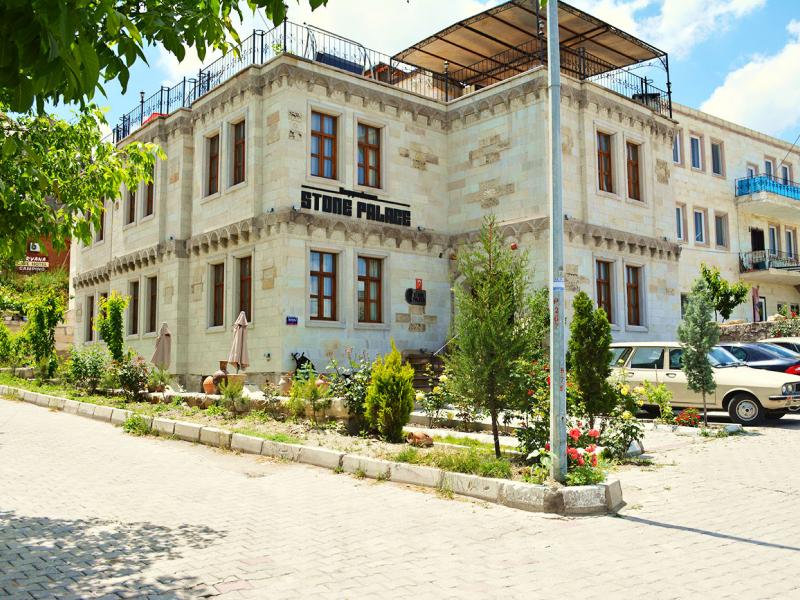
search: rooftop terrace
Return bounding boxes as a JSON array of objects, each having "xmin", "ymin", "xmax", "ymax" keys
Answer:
[{"xmin": 113, "ymin": 0, "xmax": 672, "ymax": 143}]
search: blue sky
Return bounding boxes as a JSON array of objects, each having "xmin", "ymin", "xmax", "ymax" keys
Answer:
[{"xmin": 70, "ymin": 0, "xmax": 800, "ymax": 143}]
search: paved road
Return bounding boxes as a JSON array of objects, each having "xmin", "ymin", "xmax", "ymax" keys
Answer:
[{"xmin": 2, "ymin": 399, "xmax": 800, "ymax": 599}]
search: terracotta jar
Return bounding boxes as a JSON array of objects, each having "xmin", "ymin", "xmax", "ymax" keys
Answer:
[{"xmin": 202, "ymin": 375, "xmax": 216, "ymax": 395}]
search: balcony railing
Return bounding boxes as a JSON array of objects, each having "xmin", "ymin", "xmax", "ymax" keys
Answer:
[
  {"xmin": 735, "ymin": 174, "xmax": 800, "ymax": 201},
  {"xmin": 740, "ymin": 249, "xmax": 800, "ymax": 273},
  {"xmin": 113, "ymin": 21, "xmax": 671, "ymax": 142}
]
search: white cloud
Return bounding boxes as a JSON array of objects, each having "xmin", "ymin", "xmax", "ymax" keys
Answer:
[
  {"xmin": 569, "ymin": 0, "xmax": 765, "ymax": 58},
  {"xmin": 700, "ymin": 20, "xmax": 800, "ymax": 138}
]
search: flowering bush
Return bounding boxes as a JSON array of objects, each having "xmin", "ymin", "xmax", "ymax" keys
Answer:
[
  {"xmin": 675, "ymin": 408, "xmax": 701, "ymax": 427},
  {"xmin": 565, "ymin": 423, "xmax": 605, "ymax": 485},
  {"xmin": 417, "ymin": 366, "xmax": 453, "ymax": 427},
  {"xmin": 327, "ymin": 352, "xmax": 371, "ymax": 432},
  {"xmin": 600, "ymin": 407, "xmax": 644, "ymax": 459}
]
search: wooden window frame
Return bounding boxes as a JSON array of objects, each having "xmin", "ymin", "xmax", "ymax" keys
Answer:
[
  {"xmin": 129, "ymin": 281, "xmax": 140, "ymax": 336},
  {"xmin": 625, "ymin": 265, "xmax": 643, "ymax": 327},
  {"xmin": 710, "ymin": 140, "xmax": 725, "ymax": 177},
  {"xmin": 211, "ymin": 263, "xmax": 225, "ymax": 328},
  {"xmin": 309, "ymin": 250, "xmax": 337, "ymax": 321},
  {"xmin": 311, "ymin": 111, "xmax": 338, "ymax": 180},
  {"xmin": 144, "ymin": 166, "xmax": 155, "ymax": 216},
  {"xmin": 714, "ymin": 212, "xmax": 729, "ymax": 249},
  {"xmin": 85, "ymin": 295, "xmax": 95, "ymax": 342},
  {"xmin": 232, "ymin": 121, "xmax": 246, "ymax": 186},
  {"xmin": 595, "ymin": 259, "xmax": 614, "ymax": 324},
  {"xmin": 357, "ymin": 256, "xmax": 383, "ymax": 323},
  {"xmin": 126, "ymin": 188, "xmax": 136, "ymax": 225},
  {"xmin": 146, "ymin": 276, "xmax": 158, "ymax": 334},
  {"xmin": 238, "ymin": 256, "xmax": 252, "ymax": 323},
  {"xmin": 357, "ymin": 123, "xmax": 381, "ymax": 188},
  {"xmin": 626, "ymin": 141, "xmax": 641, "ymax": 201},
  {"xmin": 597, "ymin": 131, "xmax": 613, "ymax": 193},
  {"xmin": 207, "ymin": 134, "xmax": 220, "ymax": 196}
]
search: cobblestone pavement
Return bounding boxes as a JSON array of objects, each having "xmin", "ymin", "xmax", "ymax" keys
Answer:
[{"xmin": 2, "ymin": 399, "xmax": 800, "ymax": 599}]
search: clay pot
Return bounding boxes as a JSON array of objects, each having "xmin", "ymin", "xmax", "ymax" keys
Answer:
[
  {"xmin": 202, "ymin": 375, "xmax": 217, "ymax": 395},
  {"xmin": 278, "ymin": 373, "xmax": 292, "ymax": 394}
]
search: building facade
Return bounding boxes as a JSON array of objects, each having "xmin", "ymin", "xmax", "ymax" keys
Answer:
[{"xmin": 70, "ymin": 2, "xmax": 800, "ymax": 387}]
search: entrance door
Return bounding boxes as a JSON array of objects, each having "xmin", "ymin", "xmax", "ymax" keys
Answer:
[{"xmin": 751, "ymin": 228, "xmax": 765, "ymax": 251}]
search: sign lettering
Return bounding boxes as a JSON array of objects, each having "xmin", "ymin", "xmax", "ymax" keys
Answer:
[{"xmin": 300, "ymin": 187, "xmax": 411, "ymax": 227}]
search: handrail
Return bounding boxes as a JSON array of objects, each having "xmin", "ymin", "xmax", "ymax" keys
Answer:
[{"xmin": 735, "ymin": 174, "xmax": 800, "ymax": 201}]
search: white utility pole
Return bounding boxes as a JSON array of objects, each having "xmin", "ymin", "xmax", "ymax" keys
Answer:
[{"xmin": 546, "ymin": 0, "xmax": 567, "ymax": 482}]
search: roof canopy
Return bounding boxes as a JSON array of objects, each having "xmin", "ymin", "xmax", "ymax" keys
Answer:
[{"xmin": 392, "ymin": 0, "xmax": 666, "ymax": 76}]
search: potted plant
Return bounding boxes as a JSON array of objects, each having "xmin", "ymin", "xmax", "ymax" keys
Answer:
[{"xmin": 147, "ymin": 367, "xmax": 172, "ymax": 393}]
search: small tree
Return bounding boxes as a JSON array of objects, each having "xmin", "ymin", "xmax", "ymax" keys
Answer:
[
  {"xmin": 568, "ymin": 292, "xmax": 614, "ymax": 427},
  {"xmin": 364, "ymin": 341, "xmax": 415, "ymax": 442},
  {"xmin": 700, "ymin": 264, "xmax": 749, "ymax": 321},
  {"xmin": 677, "ymin": 279, "xmax": 720, "ymax": 426},
  {"xmin": 26, "ymin": 289, "xmax": 66, "ymax": 379},
  {"xmin": 96, "ymin": 291, "xmax": 129, "ymax": 362},
  {"xmin": 447, "ymin": 216, "xmax": 545, "ymax": 458}
]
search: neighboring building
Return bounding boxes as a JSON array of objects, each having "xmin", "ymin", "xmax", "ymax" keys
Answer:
[
  {"xmin": 16, "ymin": 239, "xmax": 70, "ymax": 275},
  {"xmin": 69, "ymin": 0, "xmax": 800, "ymax": 387}
]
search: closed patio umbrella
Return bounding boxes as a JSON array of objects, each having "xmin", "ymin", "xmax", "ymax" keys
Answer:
[
  {"xmin": 151, "ymin": 322, "xmax": 172, "ymax": 369},
  {"xmin": 227, "ymin": 311, "xmax": 250, "ymax": 373}
]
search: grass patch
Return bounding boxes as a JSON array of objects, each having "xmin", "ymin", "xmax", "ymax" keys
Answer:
[
  {"xmin": 232, "ymin": 428, "xmax": 303, "ymax": 445},
  {"xmin": 122, "ymin": 414, "xmax": 151, "ymax": 436},
  {"xmin": 394, "ymin": 446, "xmax": 513, "ymax": 479}
]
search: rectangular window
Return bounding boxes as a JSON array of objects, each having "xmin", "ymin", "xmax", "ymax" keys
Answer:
[
  {"xmin": 757, "ymin": 297, "xmax": 767, "ymax": 322},
  {"xmin": 311, "ymin": 112, "xmax": 337, "ymax": 179},
  {"xmin": 714, "ymin": 213, "xmax": 728, "ymax": 248},
  {"xmin": 357, "ymin": 123, "xmax": 381, "ymax": 188},
  {"xmin": 765, "ymin": 159, "xmax": 774, "ymax": 179},
  {"xmin": 672, "ymin": 133, "xmax": 681, "ymax": 164},
  {"xmin": 626, "ymin": 141, "xmax": 641, "ymax": 200},
  {"xmin": 694, "ymin": 210, "xmax": 706, "ymax": 244},
  {"xmin": 85, "ymin": 295, "xmax": 95, "ymax": 342},
  {"xmin": 207, "ymin": 134, "xmax": 220, "ymax": 195},
  {"xmin": 309, "ymin": 251, "xmax": 336, "ymax": 320},
  {"xmin": 595, "ymin": 260, "xmax": 613, "ymax": 323},
  {"xmin": 787, "ymin": 230, "xmax": 796, "ymax": 258},
  {"xmin": 676, "ymin": 204, "xmax": 686, "ymax": 241},
  {"xmin": 238, "ymin": 256, "xmax": 252, "ymax": 322},
  {"xmin": 597, "ymin": 132, "xmax": 613, "ymax": 193},
  {"xmin": 626, "ymin": 266, "xmax": 642, "ymax": 326},
  {"xmin": 746, "ymin": 164, "xmax": 757, "ymax": 178},
  {"xmin": 710, "ymin": 141, "xmax": 723, "ymax": 176},
  {"xmin": 129, "ymin": 281, "xmax": 140, "ymax": 335},
  {"xmin": 126, "ymin": 188, "xmax": 136, "ymax": 224},
  {"xmin": 95, "ymin": 202, "xmax": 105, "ymax": 242},
  {"xmin": 211, "ymin": 263, "xmax": 225, "ymax": 327},
  {"xmin": 232, "ymin": 121, "xmax": 246, "ymax": 185},
  {"xmin": 781, "ymin": 164, "xmax": 791, "ymax": 185},
  {"xmin": 146, "ymin": 276, "xmax": 157, "ymax": 334},
  {"xmin": 97, "ymin": 292, "xmax": 108, "ymax": 341},
  {"xmin": 145, "ymin": 166, "xmax": 154, "ymax": 216},
  {"xmin": 769, "ymin": 225, "xmax": 778, "ymax": 256},
  {"xmin": 690, "ymin": 136, "xmax": 702, "ymax": 169},
  {"xmin": 357, "ymin": 256, "xmax": 383, "ymax": 323}
]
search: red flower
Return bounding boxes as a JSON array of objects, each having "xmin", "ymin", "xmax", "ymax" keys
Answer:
[
  {"xmin": 577, "ymin": 456, "xmax": 585, "ymax": 466},
  {"xmin": 567, "ymin": 447, "xmax": 579, "ymax": 460},
  {"xmin": 546, "ymin": 376, "xmax": 551, "ymax": 386},
  {"xmin": 568, "ymin": 427, "xmax": 581, "ymax": 441},
  {"xmin": 588, "ymin": 429, "xmax": 600, "ymax": 439},
  {"xmin": 544, "ymin": 442, "xmax": 550, "ymax": 450},
  {"xmin": 586, "ymin": 444, "xmax": 596, "ymax": 453},
  {"xmin": 527, "ymin": 389, "xmax": 534, "ymax": 397},
  {"xmin": 591, "ymin": 454, "xmax": 598, "ymax": 467}
]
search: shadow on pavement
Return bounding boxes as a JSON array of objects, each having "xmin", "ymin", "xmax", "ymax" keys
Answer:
[
  {"xmin": 0, "ymin": 510, "xmax": 223, "ymax": 598},
  {"xmin": 619, "ymin": 514, "xmax": 800, "ymax": 553}
]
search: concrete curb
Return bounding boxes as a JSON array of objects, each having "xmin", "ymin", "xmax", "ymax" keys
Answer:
[
  {"xmin": 648, "ymin": 422, "xmax": 743, "ymax": 436},
  {"xmin": 2, "ymin": 385, "xmax": 622, "ymax": 515}
]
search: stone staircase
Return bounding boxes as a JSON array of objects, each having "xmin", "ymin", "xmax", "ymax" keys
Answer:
[{"xmin": 403, "ymin": 352, "xmax": 444, "ymax": 391}]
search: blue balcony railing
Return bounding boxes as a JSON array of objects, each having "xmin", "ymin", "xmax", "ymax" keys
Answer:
[{"xmin": 735, "ymin": 175, "xmax": 800, "ymax": 201}]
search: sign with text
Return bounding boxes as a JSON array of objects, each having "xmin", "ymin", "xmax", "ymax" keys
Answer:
[
  {"xmin": 16, "ymin": 255, "xmax": 49, "ymax": 273},
  {"xmin": 300, "ymin": 185, "xmax": 411, "ymax": 227}
]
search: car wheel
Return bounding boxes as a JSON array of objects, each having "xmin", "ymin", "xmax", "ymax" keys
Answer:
[
  {"xmin": 728, "ymin": 394, "xmax": 765, "ymax": 425},
  {"xmin": 766, "ymin": 409, "xmax": 788, "ymax": 420}
]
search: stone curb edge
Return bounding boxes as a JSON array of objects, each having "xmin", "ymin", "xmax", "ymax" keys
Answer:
[{"xmin": 1, "ymin": 385, "xmax": 623, "ymax": 516}]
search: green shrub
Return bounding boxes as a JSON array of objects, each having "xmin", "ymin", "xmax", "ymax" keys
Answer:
[
  {"xmin": 566, "ymin": 464, "xmax": 605, "ymax": 486},
  {"xmin": 289, "ymin": 365, "xmax": 330, "ymax": 424},
  {"xmin": 327, "ymin": 354, "xmax": 370, "ymax": 430},
  {"xmin": 0, "ymin": 322, "xmax": 11, "ymax": 364},
  {"xmin": 147, "ymin": 367, "xmax": 173, "ymax": 391},
  {"xmin": 364, "ymin": 341, "xmax": 414, "ymax": 442},
  {"xmin": 206, "ymin": 404, "xmax": 226, "ymax": 417},
  {"xmin": 118, "ymin": 352, "xmax": 150, "ymax": 402},
  {"xmin": 642, "ymin": 380, "xmax": 674, "ymax": 424},
  {"xmin": 122, "ymin": 414, "xmax": 151, "ymax": 436},
  {"xmin": 26, "ymin": 289, "xmax": 65, "ymax": 380},
  {"xmin": 218, "ymin": 378, "xmax": 249, "ymax": 414},
  {"xmin": 69, "ymin": 345, "xmax": 110, "ymax": 393},
  {"xmin": 95, "ymin": 291, "xmax": 129, "ymax": 362}
]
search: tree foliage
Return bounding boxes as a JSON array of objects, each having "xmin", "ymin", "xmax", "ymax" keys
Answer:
[
  {"xmin": 364, "ymin": 341, "xmax": 415, "ymax": 443},
  {"xmin": 96, "ymin": 291, "xmax": 129, "ymax": 362},
  {"xmin": 700, "ymin": 264, "xmax": 749, "ymax": 321},
  {"xmin": 446, "ymin": 216, "xmax": 547, "ymax": 458},
  {"xmin": 0, "ymin": 0, "xmax": 328, "ymax": 112},
  {"xmin": 677, "ymin": 278, "xmax": 720, "ymax": 426},
  {"xmin": 25, "ymin": 288, "xmax": 66, "ymax": 378},
  {"xmin": 568, "ymin": 291, "xmax": 614, "ymax": 426}
]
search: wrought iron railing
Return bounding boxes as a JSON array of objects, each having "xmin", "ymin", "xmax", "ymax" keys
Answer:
[
  {"xmin": 735, "ymin": 174, "xmax": 800, "ymax": 201},
  {"xmin": 741, "ymin": 249, "xmax": 800, "ymax": 272},
  {"xmin": 113, "ymin": 21, "xmax": 672, "ymax": 142}
]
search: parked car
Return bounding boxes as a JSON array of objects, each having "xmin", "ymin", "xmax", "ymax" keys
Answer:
[
  {"xmin": 716, "ymin": 342, "xmax": 800, "ymax": 375},
  {"xmin": 610, "ymin": 342, "xmax": 800, "ymax": 425},
  {"xmin": 760, "ymin": 337, "xmax": 800, "ymax": 354}
]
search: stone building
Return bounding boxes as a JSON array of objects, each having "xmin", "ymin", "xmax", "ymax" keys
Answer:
[{"xmin": 69, "ymin": 1, "xmax": 800, "ymax": 386}]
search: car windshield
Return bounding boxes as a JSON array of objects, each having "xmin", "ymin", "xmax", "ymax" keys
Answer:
[
  {"xmin": 760, "ymin": 343, "xmax": 800, "ymax": 359},
  {"xmin": 609, "ymin": 347, "xmax": 631, "ymax": 367},
  {"xmin": 708, "ymin": 346, "xmax": 742, "ymax": 367}
]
